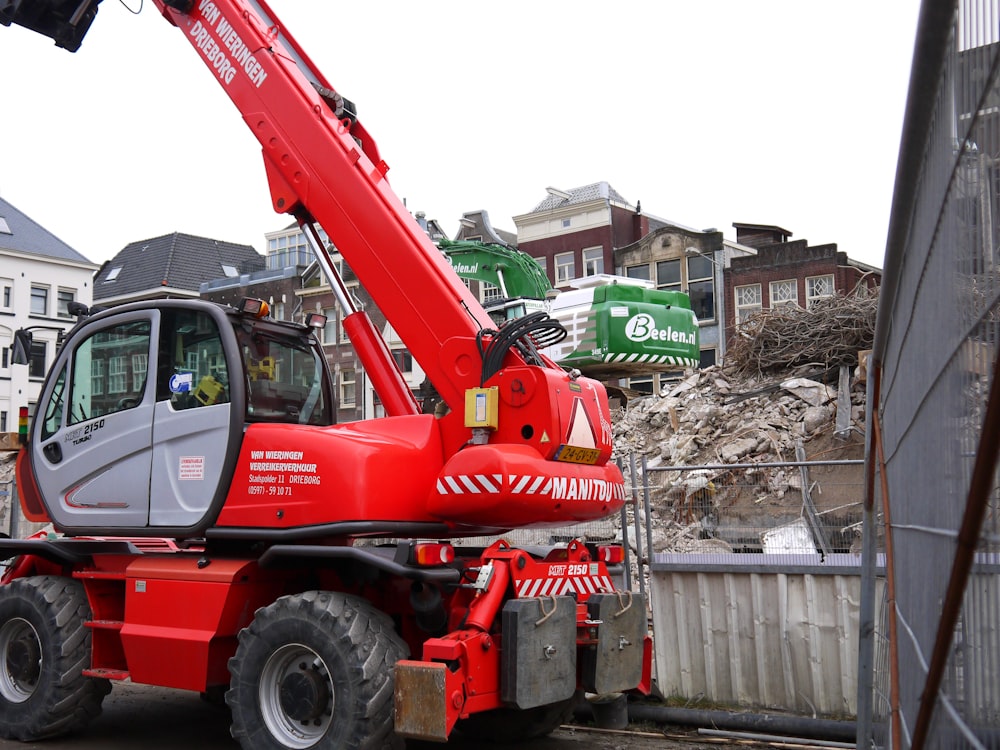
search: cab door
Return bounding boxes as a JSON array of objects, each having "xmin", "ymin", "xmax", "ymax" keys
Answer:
[
  {"xmin": 32, "ymin": 312, "xmax": 155, "ymax": 530},
  {"xmin": 147, "ymin": 307, "xmax": 235, "ymax": 529}
]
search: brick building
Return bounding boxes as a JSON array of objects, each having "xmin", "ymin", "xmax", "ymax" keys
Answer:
[
  {"xmin": 725, "ymin": 223, "xmax": 882, "ymax": 349},
  {"xmin": 513, "ymin": 183, "xmax": 661, "ymax": 286}
]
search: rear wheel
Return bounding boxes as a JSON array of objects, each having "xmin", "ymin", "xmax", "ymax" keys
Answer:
[
  {"xmin": 227, "ymin": 590, "xmax": 408, "ymax": 749},
  {"xmin": 0, "ymin": 576, "xmax": 111, "ymax": 740}
]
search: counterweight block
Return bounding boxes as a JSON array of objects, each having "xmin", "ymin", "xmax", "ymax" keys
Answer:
[
  {"xmin": 582, "ymin": 591, "xmax": 647, "ymax": 695},
  {"xmin": 501, "ymin": 596, "xmax": 577, "ymax": 709}
]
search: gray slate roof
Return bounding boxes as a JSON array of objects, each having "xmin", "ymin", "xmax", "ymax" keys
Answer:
[
  {"xmin": 94, "ymin": 232, "xmax": 263, "ymax": 301},
  {"xmin": 530, "ymin": 182, "xmax": 631, "ymax": 213},
  {"xmin": 0, "ymin": 196, "xmax": 93, "ymax": 263}
]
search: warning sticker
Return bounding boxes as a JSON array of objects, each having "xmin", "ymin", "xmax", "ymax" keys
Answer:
[{"xmin": 179, "ymin": 456, "xmax": 205, "ymax": 481}]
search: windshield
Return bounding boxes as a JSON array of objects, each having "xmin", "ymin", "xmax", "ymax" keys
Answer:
[{"xmin": 236, "ymin": 325, "xmax": 332, "ymax": 425}]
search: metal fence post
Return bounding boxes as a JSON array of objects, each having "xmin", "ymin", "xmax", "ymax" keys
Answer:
[
  {"xmin": 629, "ymin": 453, "xmax": 646, "ymax": 602},
  {"xmin": 616, "ymin": 456, "xmax": 632, "ymax": 592}
]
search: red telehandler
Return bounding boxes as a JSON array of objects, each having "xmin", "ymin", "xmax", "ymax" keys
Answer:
[{"xmin": 0, "ymin": 1, "xmax": 649, "ymax": 747}]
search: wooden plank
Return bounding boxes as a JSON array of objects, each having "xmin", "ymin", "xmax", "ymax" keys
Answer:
[{"xmin": 0, "ymin": 433, "xmax": 23, "ymax": 451}]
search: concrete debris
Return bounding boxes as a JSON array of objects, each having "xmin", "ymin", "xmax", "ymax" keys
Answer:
[
  {"xmin": 612, "ymin": 361, "xmax": 867, "ymax": 555},
  {"xmin": 613, "ymin": 364, "xmax": 866, "ymax": 466},
  {"xmin": 780, "ymin": 378, "xmax": 835, "ymax": 407}
]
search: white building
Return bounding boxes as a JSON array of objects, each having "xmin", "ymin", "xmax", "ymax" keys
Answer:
[{"xmin": 0, "ymin": 197, "xmax": 99, "ymax": 430}]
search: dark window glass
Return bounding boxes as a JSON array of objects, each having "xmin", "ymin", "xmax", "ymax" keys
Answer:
[{"xmin": 688, "ymin": 279, "xmax": 715, "ymax": 321}]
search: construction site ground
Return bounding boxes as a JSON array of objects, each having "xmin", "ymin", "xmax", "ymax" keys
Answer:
[{"xmin": 0, "ymin": 682, "xmax": 772, "ymax": 750}]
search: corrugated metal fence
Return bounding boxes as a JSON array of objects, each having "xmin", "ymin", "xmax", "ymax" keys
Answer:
[
  {"xmin": 615, "ymin": 455, "xmax": 872, "ymax": 718},
  {"xmin": 862, "ymin": 1, "xmax": 1000, "ymax": 748},
  {"xmin": 651, "ymin": 554, "xmax": 882, "ymax": 717}
]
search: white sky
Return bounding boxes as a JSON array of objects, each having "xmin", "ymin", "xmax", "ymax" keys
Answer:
[{"xmin": 0, "ymin": 1, "xmax": 919, "ymax": 269}]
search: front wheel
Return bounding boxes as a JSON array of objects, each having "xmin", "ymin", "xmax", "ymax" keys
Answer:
[
  {"xmin": 226, "ymin": 591, "xmax": 408, "ymax": 750},
  {"xmin": 0, "ymin": 576, "xmax": 111, "ymax": 740}
]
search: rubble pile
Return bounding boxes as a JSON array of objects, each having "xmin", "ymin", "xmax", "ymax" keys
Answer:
[
  {"xmin": 0, "ymin": 453, "xmax": 14, "ymax": 537},
  {"xmin": 612, "ymin": 293, "xmax": 876, "ymax": 555},
  {"xmin": 611, "ymin": 364, "xmax": 867, "ymax": 555}
]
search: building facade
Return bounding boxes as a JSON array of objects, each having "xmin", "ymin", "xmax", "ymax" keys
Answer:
[
  {"xmin": 0, "ymin": 197, "xmax": 99, "ymax": 429},
  {"xmin": 514, "ymin": 182, "xmax": 657, "ymax": 287},
  {"xmin": 725, "ymin": 224, "xmax": 882, "ymax": 350},
  {"xmin": 614, "ymin": 226, "xmax": 758, "ymax": 369}
]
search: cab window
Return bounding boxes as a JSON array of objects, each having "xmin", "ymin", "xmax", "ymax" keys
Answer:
[
  {"xmin": 238, "ymin": 326, "xmax": 331, "ymax": 425},
  {"xmin": 156, "ymin": 309, "xmax": 229, "ymax": 409},
  {"xmin": 68, "ymin": 320, "xmax": 152, "ymax": 424},
  {"xmin": 39, "ymin": 364, "xmax": 67, "ymax": 440}
]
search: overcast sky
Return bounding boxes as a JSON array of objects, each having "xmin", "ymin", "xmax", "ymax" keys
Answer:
[{"xmin": 0, "ymin": 2, "xmax": 919, "ymax": 269}]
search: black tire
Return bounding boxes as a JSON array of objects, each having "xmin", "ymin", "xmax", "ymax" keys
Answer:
[
  {"xmin": 455, "ymin": 693, "xmax": 578, "ymax": 743},
  {"xmin": 0, "ymin": 576, "xmax": 111, "ymax": 740},
  {"xmin": 226, "ymin": 590, "xmax": 408, "ymax": 750}
]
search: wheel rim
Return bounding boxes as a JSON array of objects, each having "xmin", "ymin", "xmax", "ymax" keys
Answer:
[
  {"xmin": 259, "ymin": 643, "xmax": 335, "ymax": 748},
  {"xmin": 0, "ymin": 617, "xmax": 42, "ymax": 703}
]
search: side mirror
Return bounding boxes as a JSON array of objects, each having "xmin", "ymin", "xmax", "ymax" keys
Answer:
[{"xmin": 11, "ymin": 329, "xmax": 32, "ymax": 365}]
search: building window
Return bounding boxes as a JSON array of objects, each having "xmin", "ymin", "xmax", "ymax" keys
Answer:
[
  {"xmin": 561, "ymin": 218, "xmax": 571, "ymax": 228},
  {"xmin": 323, "ymin": 307, "xmax": 338, "ymax": 344},
  {"xmin": 91, "ymin": 359, "xmax": 105, "ymax": 396},
  {"xmin": 267, "ymin": 229, "xmax": 321, "ymax": 270},
  {"xmin": 1, "ymin": 278, "xmax": 12, "ymax": 311},
  {"xmin": 554, "ymin": 252, "xmax": 575, "ymax": 284},
  {"xmin": 105, "ymin": 266, "xmax": 123, "ymax": 282},
  {"xmin": 655, "ymin": 260, "xmax": 681, "ymax": 291},
  {"xmin": 57, "ymin": 289, "xmax": 76, "ymax": 318},
  {"xmin": 806, "ymin": 274, "xmax": 835, "ymax": 308},
  {"xmin": 735, "ymin": 283, "xmax": 762, "ymax": 324},
  {"xmin": 770, "ymin": 279, "xmax": 798, "ymax": 307},
  {"xmin": 108, "ymin": 356, "xmax": 128, "ymax": 394},
  {"xmin": 30, "ymin": 285, "xmax": 48, "ymax": 316},
  {"xmin": 687, "ymin": 255, "xmax": 714, "ymax": 282},
  {"xmin": 582, "ymin": 247, "xmax": 604, "ymax": 276},
  {"xmin": 131, "ymin": 353, "xmax": 148, "ymax": 392},
  {"xmin": 626, "ymin": 264, "xmax": 651, "ymax": 281},
  {"xmin": 339, "ymin": 368, "xmax": 356, "ymax": 407},
  {"xmin": 29, "ymin": 341, "xmax": 47, "ymax": 378},
  {"xmin": 686, "ymin": 256, "xmax": 715, "ymax": 322},
  {"xmin": 481, "ymin": 283, "xmax": 502, "ymax": 303},
  {"xmin": 340, "ymin": 301, "xmax": 353, "ymax": 343},
  {"xmin": 700, "ymin": 349, "xmax": 717, "ymax": 368},
  {"xmin": 535, "ymin": 257, "xmax": 547, "ymax": 278},
  {"xmin": 0, "ymin": 411, "xmax": 5, "ymax": 432},
  {"xmin": 392, "ymin": 349, "xmax": 413, "ymax": 373},
  {"xmin": 655, "ymin": 257, "xmax": 715, "ymax": 322}
]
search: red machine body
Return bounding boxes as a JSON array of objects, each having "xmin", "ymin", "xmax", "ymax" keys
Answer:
[{"xmin": 0, "ymin": 1, "xmax": 650, "ymax": 747}]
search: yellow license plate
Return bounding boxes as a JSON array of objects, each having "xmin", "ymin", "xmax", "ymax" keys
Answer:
[{"xmin": 555, "ymin": 445, "xmax": 601, "ymax": 465}]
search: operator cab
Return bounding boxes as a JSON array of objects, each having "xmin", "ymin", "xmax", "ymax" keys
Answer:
[{"xmin": 19, "ymin": 298, "xmax": 334, "ymax": 536}]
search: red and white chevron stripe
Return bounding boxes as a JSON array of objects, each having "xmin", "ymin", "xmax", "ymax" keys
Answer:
[
  {"xmin": 436, "ymin": 474, "xmax": 548, "ymax": 495},
  {"xmin": 515, "ymin": 573, "xmax": 615, "ymax": 598}
]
